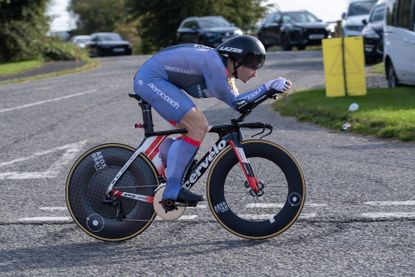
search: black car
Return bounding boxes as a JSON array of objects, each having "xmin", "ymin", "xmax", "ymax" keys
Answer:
[
  {"xmin": 88, "ymin": 32, "xmax": 132, "ymax": 57},
  {"xmin": 176, "ymin": 16, "xmax": 243, "ymax": 47},
  {"xmin": 257, "ymin": 10, "xmax": 330, "ymax": 51},
  {"xmin": 362, "ymin": 2, "xmax": 386, "ymax": 64}
]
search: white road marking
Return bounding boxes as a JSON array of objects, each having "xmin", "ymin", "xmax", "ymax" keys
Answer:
[
  {"xmin": 0, "ymin": 90, "xmax": 97, "ymax": 114},
  {"xmin": 18, "ymin": 217, "xmax": 72, "ymax": 223},
  {"xmin": 0, "ymin": 140, "xmax": 88, "ymax": 180},
  {"xmin": 238, "ymin": 213, "xmax": 317, "ymax": 220},
  {"xmin": 246, "ymin": 203, "xmax": 327, "ymax": 208},
  {"xmin": 189, "ymin": 204, "xmax": 207, "ymax": 209},
  {"xmin": 17, "ymin": 215, "xmax": 200, "ymax": 224},
  {"xmin": 15, "ymin": 201, "xmax": 415, "ymax": 224},
  {"xmin": 15, "ymin": 211, "xmax": 415, "ymax": 224},
  {"xmin": 299, "ymin": 213, "xmax": 318, "ymax": 219},
  {"xmin": 155, "ymin": 215, "xmax": 198, "ymax": 221},
  {"xmin": 360, "ymin": 212, "xmax": 415, "ymax": 220},
  {"xmin": 39, "ymin": 207, "xmax": 68, "ymax": 212},
  {"xmin": 364, "ymin": 200, "xmax": 415, "ymax": 206}
]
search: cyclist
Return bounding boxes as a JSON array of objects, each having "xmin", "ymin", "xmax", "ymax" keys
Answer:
[{"xmin": 133, "ymin": 35, "xmax": 292, "ymax": 205}]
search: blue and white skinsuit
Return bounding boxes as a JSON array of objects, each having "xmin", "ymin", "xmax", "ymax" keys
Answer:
[{"xmin": 133, "ymin": 44, "xmax": 273, "ymax": 201}]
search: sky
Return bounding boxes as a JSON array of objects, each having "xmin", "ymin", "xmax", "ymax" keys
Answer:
[
  {"xmin": 47, "ymin": 0, "xmax": 349, "ymax": 32},
  {"xmin": 47, "ymin": 0, "xmax": 76, "ymax": 32}
]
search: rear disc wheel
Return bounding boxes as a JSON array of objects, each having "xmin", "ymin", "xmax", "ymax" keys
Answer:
[{"xmin": 66, "ymin": 143, "xmax": 158, "ymax": 241}]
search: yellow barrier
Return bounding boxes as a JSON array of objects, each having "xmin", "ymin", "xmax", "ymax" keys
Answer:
[{"xmin": 322, "ymin": 37, "xmax": 367, "ymax": 97}]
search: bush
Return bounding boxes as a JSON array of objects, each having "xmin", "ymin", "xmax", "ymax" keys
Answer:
[
  {"xmin": 40, "ymin": 38, "xmax": 89, "ymax": 61},
  {"xmin": 0, "ymin": 0, "xmax": 49, "ymax": 62}
]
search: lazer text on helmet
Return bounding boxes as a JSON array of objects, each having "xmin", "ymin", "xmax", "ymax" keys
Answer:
[{"xmin": 219, "ymin": 46, "xmax": 243, "ymax": 54}]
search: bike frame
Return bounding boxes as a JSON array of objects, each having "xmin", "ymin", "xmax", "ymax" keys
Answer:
[{"xmin": 105, "ymin": 94, "xmax": 273, "ymax": 205}]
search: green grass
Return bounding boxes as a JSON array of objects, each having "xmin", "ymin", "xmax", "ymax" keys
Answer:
[
  {"xmin": 369, "ymin": 62, "xmax": 385, "ymax": 75},
  {"xmin": 0, "ymin": 59, "xmax": 100, "ymax": 86},
  {"xmin": 0, "ymin": 60, "xmax": 43, "ymax": 76},
  {"xmin": 274, "ymin": 87, "xmax": 415, "ymax": 142}
]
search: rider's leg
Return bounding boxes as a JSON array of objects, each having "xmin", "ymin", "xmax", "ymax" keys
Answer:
[
  {"xmin": 134, "ymin": 73, "xmax": 207, "ymax": 202},
  {"xmin": 159, "ymin": 137, "xmax": 174, "ymax": 167},
  {"xmin": 163, "ymin": 107, "xmax": 208, "ymax": 202}
]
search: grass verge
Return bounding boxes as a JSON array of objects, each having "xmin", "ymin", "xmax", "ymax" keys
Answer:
[
  {"xmin": 274, "ymin": 87, "xmax": 415, "ymax": 142},
  {"xmin": 0, "ymin": 60, "xmax": 43, "ymax": 75},
  {"xmin": 0, "ymin": 59, "xmax": 100, "ymax": 86}
]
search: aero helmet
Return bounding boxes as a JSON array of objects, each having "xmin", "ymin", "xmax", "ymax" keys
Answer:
[{"xmin": 216, "ymin": 35, "xmax": 266, "ymax": 71}]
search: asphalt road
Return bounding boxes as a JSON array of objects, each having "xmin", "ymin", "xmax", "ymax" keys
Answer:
[{"xmin": 0, "ymin": 51, "xmax": 414, "ymax": 276}]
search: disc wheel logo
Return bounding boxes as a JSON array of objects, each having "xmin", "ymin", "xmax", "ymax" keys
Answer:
[
  {"xmin": 288, "ymin": 192, "xmax": 301, "ymax": 206},
  {"xmin": 86, "ymin": 214, "xmax": 105, "ymax": 232}
]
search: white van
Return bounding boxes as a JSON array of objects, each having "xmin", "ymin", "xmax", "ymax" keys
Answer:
[
  {"xmin": 384, "ymin": 0, "xmax": 415, "ymax": 87},
  {"xmin": 342, "ymin": 0, "xmax": 378, "ymax": 36}
]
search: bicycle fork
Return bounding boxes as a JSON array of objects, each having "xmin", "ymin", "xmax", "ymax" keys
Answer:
[{"xmin": 228, "ymin": 140, "xmax": 261, "ymax": 194}]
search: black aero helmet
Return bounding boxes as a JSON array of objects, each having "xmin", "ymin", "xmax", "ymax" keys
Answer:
[{"xmin": 216, "ymin": 35, "xmax": 266, "ymax": 70}]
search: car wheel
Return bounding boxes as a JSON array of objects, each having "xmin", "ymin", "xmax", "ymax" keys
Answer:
[
  {"xmin": 281, "ymin": 34, "xmax": 292, "ymax": 51},
  {"xmin": 386, "ymin": 61, "xmax": 399, "ymax": 88}
]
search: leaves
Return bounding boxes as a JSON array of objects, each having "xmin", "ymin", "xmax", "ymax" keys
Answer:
[
  {"xmin": 67, "ymin": 0, "xmax": 266, "ymax": 53},
  {"xmin": 0, "ymin": 0, "xmax": 50, "ymax": 62},
  {"xmin": 127, "ymin": 0, "xmax": 266, "ymax": 53}
]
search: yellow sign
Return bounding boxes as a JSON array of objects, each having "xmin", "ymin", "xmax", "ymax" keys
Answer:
[{"xmin": 322, "ymin": 37, "xmax": 367, "ymax": 97}]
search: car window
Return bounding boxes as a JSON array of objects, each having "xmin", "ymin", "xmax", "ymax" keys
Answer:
[
  {"xmin": 74, "ymin": 38, "xmax": 90, "ymax": 43},
  {"xmin": 348, "ymin": 1, "xmax": 377, "ymax": 16},
  {"xmin": 198, "ymin": 17, "xmax": 232, "ymax": 28},
  {"xmin": 263, "ymin": 12, "xmax": 281, "ymax": 25},
  {"xmin": 273, "ymin": 13, "xmax": 282, "ymax": 23},
  {"xmin": 263, "ymin": 13, "xmax": 273, "ymax": 25},
  {"xmin": 183, "ymin": 20, "xmax": 198, "ymax": 29},
  {"xmin": 282, "ymin": 12, "xmax": 319, "ymax": 23},
  {"xmin": 386, "ymin": 0, "xmax": 397, "ymax": 26},
  {"xmin": 369, "ymin": 5, "xmax": 385, "ymax": 22},
  {"xmin": 413, "ymin": 0, "xmax": 415, "ymax": 31},
  {"xmin": 264, "ymin": 13, "xmax": 274, "ymax": 25},
  {"xmin": 396, "ymin": 0, "xmax": 412, "ymax": 29},
  {"xmin": 97, "ymin": 33, "xmax": 122, "ymax": 41}
]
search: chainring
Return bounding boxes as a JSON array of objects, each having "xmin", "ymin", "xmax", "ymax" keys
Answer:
[{"xmin": 153, "ymin": 184, "xmax": 186, "ymax": 220}]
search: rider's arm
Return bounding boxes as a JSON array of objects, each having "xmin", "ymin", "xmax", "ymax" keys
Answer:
[
  {"xmin": 232, "ymin": 78, "xmax": 292, "ymax": 110},
  {"xmin": 203, "ymin": 55, "xmax": 291, "ymax": 111}
]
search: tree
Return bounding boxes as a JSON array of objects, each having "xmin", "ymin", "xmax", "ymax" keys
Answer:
[
  {"xmin": 127, "ymin": 0, "xmax": 266, "ymax": 53},
  {"xmin": 68, "ymin": 0, "xmax": 140, "ymax": 53},
  {"xmin": 69, "ymin": 0, "xmax": 128, "ymax": 35},
  {"xmin": 0, "ymin": 0, "xmax": 50, "ymax": 62}
]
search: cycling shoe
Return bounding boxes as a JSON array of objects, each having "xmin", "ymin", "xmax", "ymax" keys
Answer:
[{"xmin": 176, "ymin": 188, "xmax": 204, "ymax": 203}]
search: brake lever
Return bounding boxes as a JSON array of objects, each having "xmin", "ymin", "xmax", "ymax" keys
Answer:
[
  {"xmin": 252, "ymin": 123, "xmax": 273, "ymax": 139},
  {"xmin": 260, "ymin": 127, "xmax": 273, "ymax": 139},
  {"xmin": 251, "ymin": 127, "xmax": 265, "ymax": 138}
]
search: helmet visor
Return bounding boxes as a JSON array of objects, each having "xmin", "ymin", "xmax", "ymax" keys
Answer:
[{"xmin": 242, "ymin": 54, "xmax": 265, "ymax": 70}]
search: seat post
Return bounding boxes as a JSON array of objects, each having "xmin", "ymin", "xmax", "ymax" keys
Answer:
[{"xmin": 138, "ymin": 102, "xmax": 154, "ymax": 135}]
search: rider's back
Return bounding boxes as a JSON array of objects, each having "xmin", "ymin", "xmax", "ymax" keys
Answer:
[{"xmin": 139, "ymin": 44, "xmax": 238, "ymax": 105}]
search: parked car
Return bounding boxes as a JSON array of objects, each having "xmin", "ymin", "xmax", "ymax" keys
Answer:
[
  {"xmin": 362, "ymin": 1, "xmax": 386, "ymax": 64},
  {"xmin": 341, "ymin": 0, "xmax": 377, "ymax": 36},
  {"xmin": 176, "ymin": 16, "xmax": 243, "ymax": 47},
  {"xmin": 87, "ymin": 32, "xmax": 132, "ymax": 57},
  {"xmin": 71, "ymin": 35, "xmax": 92, "ymax": 48},
  {"xmin": 257, "ymin": 10, "xmax": 330, "ymax": 51},
  {"xmin": 383, "ymin": 0, "xmax": 415, "ymax": 87}
]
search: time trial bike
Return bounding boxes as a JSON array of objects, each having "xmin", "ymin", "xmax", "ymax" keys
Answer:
[{"xmin": 66, "ymin": 89, "xmax": 306, "ymax": 241}]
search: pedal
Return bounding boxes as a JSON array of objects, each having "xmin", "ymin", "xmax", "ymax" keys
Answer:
[{"xmin": 153, "ymin": 184, "xmax": 185, "ymax": 220}]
